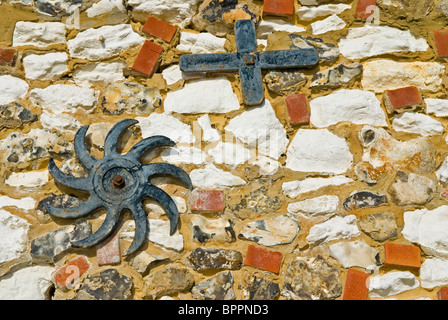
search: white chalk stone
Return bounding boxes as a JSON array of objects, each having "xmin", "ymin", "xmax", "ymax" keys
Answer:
[
  {"xmin": 256, "ymin": 19, "xmax": 306, "ymax": 39},
  {"xmin": 329, "ymin": 240, "xmax": 378, "ymax": 269},
  {"xmin": 208, "ymin": 142, "xmax": 251, "ymax": 167},
  {"xmin": 147, "ymin": 219, "xmax": 184, "ymax": 251},
  {"xmin": 12, "ymin": 21, "xmax": 66, "ymax": 47},
  {"xmin": 311, "ymin": 14, "xmax": 346, "ymax": 35},
  {"xmin": 197, "ymin": 114, "xmax": 221, "ymax": 142},
  {"xmin": 176, "ymin": 32, "xmax": 226, "ymax": 54},
  {"xmin": 339, "ymin": 25, "xmax": 429, "ymax": 59},
  {"xmin": 285, "ymin": 129, "xmax": 353, "ymax": 174},
  {"xmin": 0, "ymin": 265, "xmax": 55, "ymax": 300},
  {"xmin": 164, "ymin": 78, "xmax": 240, "ymax": 114},
  {"xmin": 0, "ymin": 75, "xmax": 29, "ymax": 105},
  {"xmin": 369, "ymin": 272, "xmax": 419, "ymax": 298},
  {"xmin": 392, "ymin": 112, "xmax": 444, "ymax": 136},
  {"xmin": 73, "ymin": 61, "xmax": 127, "ymax": 87},
  {"xmin": 437, "ymin": 157, "xmax": 448, "ymax": 184},
  {"xmin": 86, "ymin": 0, "xmax": 127, "ymax": 18},
  {"xmin": 0, "ymin": 196, "xmax": 36, "ymax": 211},
  {"xmin": 126, "ymin": 0, "xmax": 200, "ymax": 28},
  {"xmin": 39, "ymin": 110, "xmax": 83, "ymax": 133},
  {"xmin": 67, "ymin": 24, "xmax": 145, "ymax": 61},
  {"xmin": 297, "ymin": 4, "xmax": 351, "ymax": 20},
  {"xmin": 420, "ymin": 257, "xmax": 448, "ymax": 289},
  {"xmin": 23, "ymin": 52, "xmax": 68, "ymax": 80},
  {"xmin": 250, "ymin": 155, "xmax": 280, "ymax": 176},
  {"xmin": 136, "ymin": 113, "xmax": 195, "ymax": 144},
  {"xmin": 362, "ymin": 60, "xmax": 445, "ymax": 93},
  {"xmin": 5, "ymin": 170, "xmax": 49, "ymax": 189},
  {"xmin": 283, "ymin": 176, "xmax": 354, "ymax": 198},
  {"xmin": 306, "ymin": 215, "xmax": 360, "ymax": 244},
  {"xmin": 425, "ymin": 98, "xmax": 448, "ymax": 117},
  {"xmin": 310, "ymin": 89, "xmax": 387, "ymax": 128},
  {"xmin": 160, "ymin": 146, "xmax": 206, "ymax": 165},
  {"xmin": 190, "ymin": 164, "xmax": 246, "ymax": 189},
  {"xmin": 225, "ymin": 99, "xmax": 288, "ymax": 159},
  {"xmin": 161, "ymin": 64, "xmax": 205, "ymax": 85},
  {"xmin": 0, "ymin": 209, "xmax": 30, "ymax": 264},
  {"xmin": 30, "ymin": 84, "xmax": 98, "ymax": 114},
  {"xmin": 288, "ymin": 195, "xmax": 339, "ymax": 217},
  {"xmin": 402, "ymin": 206, "xmax": 448, "ymax": 258}
]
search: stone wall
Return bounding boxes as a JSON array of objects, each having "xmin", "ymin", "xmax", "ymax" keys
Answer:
[{"xmin": 1, "ymin": 0, "xmax": 448, "ymax": 300}]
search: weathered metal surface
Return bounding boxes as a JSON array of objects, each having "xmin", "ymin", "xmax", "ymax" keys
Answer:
[
  {"xmin": 45, "ymin": 119, "xmax": 193, "ymax": 256},
  {"xmin": 180, "ymin": 19, "xmax": 319, "ymax": 105}
]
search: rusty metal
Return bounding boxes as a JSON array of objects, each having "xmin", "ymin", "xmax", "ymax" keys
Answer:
[
  {"xmin": 44, "ymin": 119, "xmax": 193, "ymax": 256},
  {"xmin": 180, "ymin": 19, "xmax": 319, "ymax": 106}
]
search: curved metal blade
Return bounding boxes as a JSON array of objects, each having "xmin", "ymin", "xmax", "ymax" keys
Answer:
[
  {"xmin": 143, "ymin": 163, "xmax": 193, "ymax": 190},
  {"xmin": 123, "ymin": 202, "xmax": 148, "ymax": 256},
  {"xmin": 74, "ymin": 125, "xmax": 98, "ymax": 171},
  {"xmin": 125, "ymin": 135, "xmax": 175, "ymax": 162},
  {"xmin": 103, "ymin": 119, "xmax": 138, "ymax": 157},
  {"xmin": 43, "ymin": 194, "xmax": 103, "ymax": 219},
  {"xmin": 141, "ymin": 184, "xmax": 179, "ymax": 235},
  {"xmin": 48, "ymin": 158, "xmax": 92, "ymax": 192},
  {"xmin": 71, "ymin": 206, "xmax": 123, "ymax": 248}
]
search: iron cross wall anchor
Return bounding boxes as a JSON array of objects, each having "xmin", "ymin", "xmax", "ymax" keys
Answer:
[
  {"xmin": 180, "ymin": 19, "xmax": 319, "ymax": 106},
  {"xmin": 44, "ymin": 119, "xmax": 193, "ymax": 256}
]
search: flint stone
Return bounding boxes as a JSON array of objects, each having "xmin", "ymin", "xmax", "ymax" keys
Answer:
[
  {"xmin": 145, "ymin": 266, "xmax": 195, "ymax": 299},
  {"xmin": 343, "ymin": 191, "xmax": 388, "ymax": 211},
  {"xmin": 389, "ymin": 172, "xmax": 436, "ymax": 206},
  {"xmin": 102, "ymin": 82, "xmax": 162, "ymax": 115},
  {"xmin": 190, "ymin": 215, "xmax": 236, "ymax": 244},
  {"xmin": 282, "ymin": 255, "xmax": 342, "ymax": 300},
  {"xmin": 191, "ymin": 271, "xmax": 235, "ymax": 300},
  {"xmin": 264, "ymin": 70, "xmax": 306, "ymax": 95},
  {"xmin": 238, "ymin": 214, "xmax": 299, "ymax": 246},
  {"xmin": 289, "ymin": 34, "xmax": 340, "ymax": 62},
  {"xmin": 186, "ymin": 247, "xmax": 242, "ymax": 271},
  {"xmin": 0, "ymin": 103, "xmax": 37, "ymax": 130},
  {"xmin": 77, "ymin": 269, "xmax": 134, "ymax": 300},
  {"xmin": 310, "ymin": 63, "xmax": 362, "ymax": 90},
  {"xmin": 358, "ymin": 211, "xmax": 398, "ymax": 242},
  {"xmin": 241, "ymin": 274, "xmax": 280, "ymax": 300}
]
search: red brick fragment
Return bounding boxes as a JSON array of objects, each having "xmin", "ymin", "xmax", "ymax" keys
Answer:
[
  {"xmin": 142, "ymin": 16, "xmax": 178, "ymax": 43},
  {"xmin": 285, "ymin": 93, "xmax": 310, "ymax": 125},
  {"xmin": 53, "ymin": 256, "xmax": 91, "ymax": 288},
  {"xmin": 191, "ymin": 189, "xmax": 225, "ymax": 212},
  {"xmin": 343, "ymin": 269, "xmax": 370, "ymax": 300},
  {"xmin": 384, "ymin": 86, "xmax": 423, "ymax": 113},
  {"xmin": 0, "ymin": 48, "xmax": 16, "ymax": 65},
  {"xmin": 438, "ymin": 287, "xmax": 448, "ymax": 300},
  {"xmin": 441, "ymin": 189, "xmax": 448, "ymax": 200},
  {"xmin": 96, "ymin": 232, "xmax": 120, "ymax": 266},
  {"xmin": 433, "ymin": 30, "xmax": 448, "ymax": 58},
  {"xmin": 131, "ymin": 40, "xmax": 164, "ymax": 77},
  {"xmin": 384, "ymin": 242, "xmax": 421, "ymax": 268},
  {"xmin": 263, "ymin": 0, "xmax": 295, "ymax": 19},
  {"xmin": 355, "ymin": 0, "xmax": 378, "ymax": 19},
  {"xmin": 244, "ymin": 244, "xmax": 282, "ymax": 274}
]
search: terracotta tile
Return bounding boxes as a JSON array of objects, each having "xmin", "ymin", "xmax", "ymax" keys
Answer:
[
  {"xmin": 0, "ymin": 48, "xmax": 16, "ymax": 64},
  {"xmin": 438, "ymin": 287, "xmax": 448, "ymax": 300},
  {"xmin": 244, "ymin": 244, "xmax": 282, "ymax": 274},
  {"xmin": 441, "ymin": 189, "xmax": 448, "ymax": 200},
  {"xmin": 53, "ymin": 256, "xmax": 91, "ymax": 288},
  {"xmin": 433, "ymin": 30, "xmax": 448, "ymax": 57},
  {"xmin": 131, "ymin": 40, "xmax": 164, "ymax": 77},
  {"xmin": 142, "ymin": 16, "xmax": 177, "ymax": 43},
  {"xmin": 384, "ymin": 242, "xmax": 421, "ymax": 268},
  {"xmin": 355, "ymin": 0, "xmax": 378, "ymax": 19},
  {"xmin": 384, "ymin": 86, "xmax": 423, "ymax": 113},
  {"xmin": 263, "ymin": 0, "xmax": 295, "ymax": 19},
  {"xmin": 191, "ymin": 189, "xmax": 225, "ymax": 212},
  {"xmin": 343, "ymin": 269, "xmax": 370, "ymax": 300},
  {"xmin": 96, "ymin": 232, "xmax": 120, "ymax": 266},
  {"xmin": 285, "ymin": 93, "xmax": 310, "ymax": 125}
]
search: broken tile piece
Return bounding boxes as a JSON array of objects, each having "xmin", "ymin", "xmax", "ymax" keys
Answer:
[
  {"xmin": 356, "ymin": 0, "xmax": 378, "ymax": 19},
  {"xmin": 0, "ymin": 48, "xmax": 16, "ymax": 65},
  {"xmin": 285, "ymin": 93, "xmax": 310, "ymax": 125},
  {"xmin": 132, "ymin": 40, "xmax": 164, "ymax": 77},
  {"xmin": 384, "ymin": 86, "xmax": 423, "ymax": 113},
  {"xmin": 384, "ymin": 242, "xmax": 421, "ymax": 269},
  {"xmin": 191, "ymin": 190, "xmax": 225, "ymax": 213},
  {"xmin": 433, "ymin": 30, "xmax": 448, "ymax": 57},
  {"xmin": 142, "ymin": 16, "xmax": 177, "ymax": 43},
  {"xmin": 52, "ymin": 256, "xmax": 91, "ymax": 289},
  {"xmin": 96, "ymin": 232, "xmax": 120, "ymax": 266},
  {"xmin": 343, "ymin": 269, "xmax": 370, "ymax": 300},
  {"xmin": 244, "ymin": 245, "xmax": 283, "ymax": 273},
  {"xmin": 263, "ymin": 0, "xmax": 295, "ymax": 18}
]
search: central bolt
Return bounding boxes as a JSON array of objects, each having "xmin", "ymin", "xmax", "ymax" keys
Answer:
[{"xmin": 112, "ymin": 175, "xmax": 126, "ymax": 189}]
